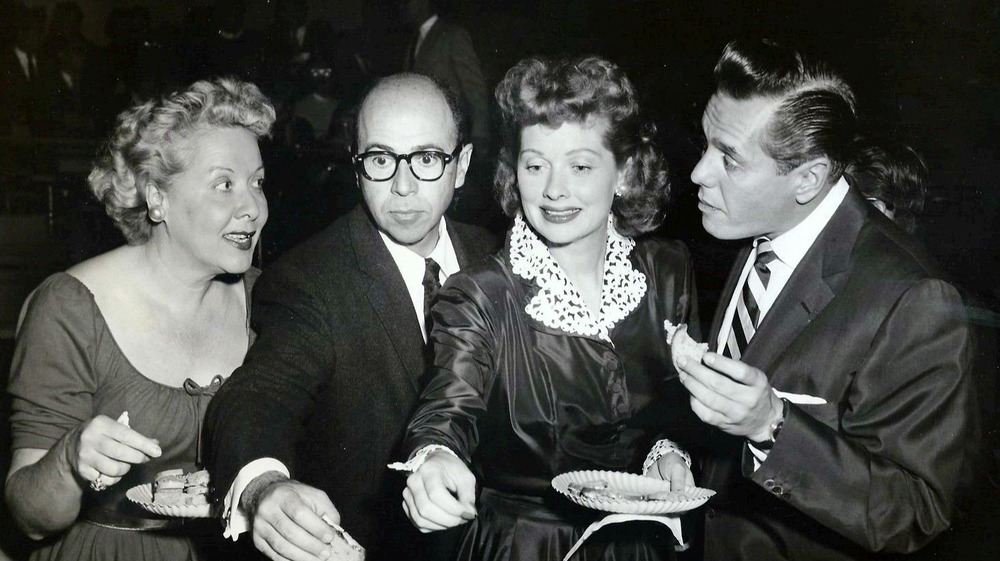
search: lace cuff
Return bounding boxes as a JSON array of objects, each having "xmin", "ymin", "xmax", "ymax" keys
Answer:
[
  {"xmin": 387, "ymin": 445, "xmax": 458, "ymax": 473},
  {"xmin": 641, "ymin": 439, "xmax": 692, "ymax": 476}
]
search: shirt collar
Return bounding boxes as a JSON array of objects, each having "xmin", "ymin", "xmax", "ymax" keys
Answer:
[
  {"xmin": 419, "ymin": 15, "xmax": 439, "ymax": 41},
  {"xmin": 769, "ymin": 177, "xmax": 850, "ymax": 270},
  {"xmin": 378, "ymin": 218, "xmax": 458, "ymax": 277}
]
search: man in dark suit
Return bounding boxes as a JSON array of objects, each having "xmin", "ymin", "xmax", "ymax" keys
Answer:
[
  {"xmin": 204, "ymin": 73, "xmax": 497, "ymax": 561},
  {"xmin": 679, "ymin": 39, "xmax": 978, "ymax": 560},
  {"xmin": 403, "ymin": 0, "xmax": 501, "ymax": 230}
]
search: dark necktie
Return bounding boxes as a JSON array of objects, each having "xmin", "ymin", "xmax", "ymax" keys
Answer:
[
  {"xmin": 724, "ymin": 238, "xmax": 777, "ymax": 360},
  {"xmin": 422, "ymin": 258, "xmax": 442, "ymax": 336}
]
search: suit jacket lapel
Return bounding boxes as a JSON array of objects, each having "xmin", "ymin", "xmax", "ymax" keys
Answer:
[
  {"xmin": 743, "ymin": 191, "xmax": 866, "ymax": 378},
  {"xmin": 708, "ymin": 245, "xmax": 753, "ymax": 349},
  {"xmin": 350, "ymin": 208, "xmax": 425, "ymax": 392}
]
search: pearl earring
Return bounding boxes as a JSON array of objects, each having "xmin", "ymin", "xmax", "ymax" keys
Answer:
[{"xmin": 148, "ymin": 207, "xmax": 163, "ymax": 222}]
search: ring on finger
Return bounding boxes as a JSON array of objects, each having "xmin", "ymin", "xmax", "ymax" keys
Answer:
[{"xmin": 90, "ymin": 473, "xmax": 108, "ymax": 492}]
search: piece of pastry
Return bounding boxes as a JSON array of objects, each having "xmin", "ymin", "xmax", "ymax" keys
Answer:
[
  {"xmin": 664, "ymin": 320, "xmax": 709, "ymax": 372},
  {"xmin": 322, "ymin": 516, "xmax": 365, "ymax": 560}
]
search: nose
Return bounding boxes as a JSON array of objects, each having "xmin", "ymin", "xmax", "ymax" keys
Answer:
[
  {"xmin": 542, "ymin": 167, "xmax": 569, "ymax": 200},
  {"xmin": 691, "ymin": 149, "xmax": 720, "ymax": 189},
  {"xmin": 391, "ymin": 160, "xmax": 418, "ymax": 197},
  {"xmin": 236, "ymin": 184, "xmax": 263, "ymax": 222}
]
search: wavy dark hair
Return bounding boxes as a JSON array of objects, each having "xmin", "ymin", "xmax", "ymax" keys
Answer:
[
  {"xmin": 847, "ymin": 141, "xmax": 928, "ymax": 233},
  {"xmin": 493, "ymin": 55, "xmax": 670, "ymax": 237},
  {"xmin": 714, "ymin": 39, "xmax": 858, "ymax": 182}
]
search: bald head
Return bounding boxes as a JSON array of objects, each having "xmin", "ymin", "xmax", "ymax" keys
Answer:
[
  {"xmin": 353, "ymin": 73, "xmax": 473, "ymax": 257},
  {"xmin": 357, "ymin": 74, "xmax": 465, "ymax": 149}
]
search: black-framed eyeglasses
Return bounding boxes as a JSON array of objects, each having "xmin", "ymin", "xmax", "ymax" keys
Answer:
[{"xmin": 352, "ymin": 145, "xmax": 463, "ymax": 182}]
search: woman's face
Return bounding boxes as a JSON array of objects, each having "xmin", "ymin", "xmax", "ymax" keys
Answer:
[
  {"xmin": 159, "ymin": 126, "xmax": 267, "ymax": 275},
  {"xmin": 517, "ymin": 117, "xmax": 623, "ymax": 254}
]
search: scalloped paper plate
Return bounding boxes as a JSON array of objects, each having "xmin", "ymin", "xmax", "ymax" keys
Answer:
[
  {"xmin": 126, "ymin": 483, "xmax": 213, "ymax": 518},
  {"xmin": 552, "ymin": 470, "xmax": 715, "ymax": 515}
]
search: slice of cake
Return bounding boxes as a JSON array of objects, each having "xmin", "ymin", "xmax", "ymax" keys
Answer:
[{"xmin": 664, "ymin": 320, "xmax": 709, "ymax": 372}]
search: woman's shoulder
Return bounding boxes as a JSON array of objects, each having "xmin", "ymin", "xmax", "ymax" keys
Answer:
[
  {"xmin": 64, "ymin": 245, "xmax": 136, "ymax": 295},
  {"xmin": 632, "ymin": 235, "xmax": 692, "ymax": 269},
  {"xmin": 16, "ymin": 271, "xmax": 97, "ymax": 339}
]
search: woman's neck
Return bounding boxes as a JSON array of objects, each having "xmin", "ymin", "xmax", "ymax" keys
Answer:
[
  {"xmin": 136, "ymin": 236, "xmax": 221, "ymax": 311},
  {"xmin": 548, "ymin": 229, "xmax": 608, "ymax": 315}
]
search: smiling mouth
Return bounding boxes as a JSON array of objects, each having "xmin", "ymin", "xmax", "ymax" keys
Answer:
[
  {"xmin": 540, "ymin": 208, "xmax": 581, "ymax": 223},
  {"xmin": 223, "ymin": 231, "xmax": 255, "ymax": 250}
]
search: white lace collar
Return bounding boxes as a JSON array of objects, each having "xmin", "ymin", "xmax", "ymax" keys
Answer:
[{"xmin": 509, "ymin": 213, "xmax": 647, "ymax": 342}]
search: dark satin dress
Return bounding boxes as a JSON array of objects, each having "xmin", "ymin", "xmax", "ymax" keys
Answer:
[{"xmin": 404, "ymin": 231, "xmax": 704, "ymax": 561}]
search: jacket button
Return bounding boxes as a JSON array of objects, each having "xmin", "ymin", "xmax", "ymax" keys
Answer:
[
  {"xmin": 771, "ymin": 485, "xmax": 783, "ymax": 495},
  {"xmin": 763, "ymin": 479, "xmax": 775, "ymax": 489},
  {"xmin": 706, "ymin": 508, "xmax": 716, "ymax": 519}
]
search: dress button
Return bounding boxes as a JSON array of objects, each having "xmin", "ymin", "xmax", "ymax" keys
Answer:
[
  {"xmin": 763, "ymin": 479, "xmax": 775, "ymax": 489},
  {"xmin": 616, "ymin": 404, "xmax": 629, "ymax": 415},
  {"xmin": 771, "ymin": 485, "xmax": 783, "ymax": 495},
  {"xmin": 606, "ymin": 357, "xmax": 620, "ymax": 371}
]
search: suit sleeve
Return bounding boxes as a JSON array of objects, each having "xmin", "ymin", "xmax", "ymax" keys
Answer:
[
  {"xmin": 402, "ymin": 274, "xmax": 496, "ymax": 463},
  {"xmin": 204, "ymin": 259, "xmax": 337, "ymax": 497},
  {"xmin": 751, "ymin": 278, "xmax": 977, "ymax": 553}
]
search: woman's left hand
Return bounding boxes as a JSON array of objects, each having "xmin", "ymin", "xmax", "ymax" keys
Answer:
[{"xmin": 649, "ymin": 451, "xmax": 695, "ymax": 491}]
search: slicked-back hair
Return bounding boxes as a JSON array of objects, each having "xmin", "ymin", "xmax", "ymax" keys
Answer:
[
  {"xmin": 848, "ymin": 141, "xmax": 928, "ymax": 233},
  {"xmin": 88, "ymin": 78, "xmax": 276, "ymax": 244},
  {"xmin": 494, "ymin": 55, "xmax": 670, "ymax": 237},
  {"xmin": 714, "ymin": 39, "xmax": 858, "ymax": 182}
]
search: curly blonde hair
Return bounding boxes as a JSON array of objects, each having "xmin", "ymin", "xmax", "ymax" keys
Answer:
[{"xmin": 88, "ymin": 78, "xmax": 276, "ymax": 244}]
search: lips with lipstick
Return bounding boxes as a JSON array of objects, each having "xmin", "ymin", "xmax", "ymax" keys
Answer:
[
  {"xmin": 540, "ymin": 207, "xmax": 581, "ymax": 223},
  {"xmin": 222, "ymin": 231, "xmax": 256, "ymax": 250}
]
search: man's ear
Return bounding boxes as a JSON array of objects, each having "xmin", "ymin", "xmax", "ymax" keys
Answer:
[
  {"xmin": 453, "ymin": 143, "xmax": 474, "ymax": 189},
  {"xmin": 791, "ymin": 156, "xmax": 831, "ymax": 205}
]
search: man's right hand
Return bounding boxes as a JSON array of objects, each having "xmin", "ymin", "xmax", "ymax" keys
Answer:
[
  {"xmin": 403, "ymin": 451, "xmax": 477, "ymax": 533},
  {"xmin": 245, "ymin": 474, "xmax": 343, "ymax": 561}
]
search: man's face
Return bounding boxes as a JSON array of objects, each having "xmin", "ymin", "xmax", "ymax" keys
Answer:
[
  {"xmin": 691, "ymin": 93, "xmax": 803, "ymax": 240},
  {"xmin": 356, "ymin": 80, "xmax": 471, "ymax": 257}
]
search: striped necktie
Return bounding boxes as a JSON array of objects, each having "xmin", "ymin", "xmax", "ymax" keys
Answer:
[{"xmin": 724, "ymin": 238, "xmax": 777, "ymax": 360}]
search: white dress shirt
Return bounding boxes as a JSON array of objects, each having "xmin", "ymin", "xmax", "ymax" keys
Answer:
[
  {"xmin": 711, "ymin": 178, "xmax": 850, "ymax": 469},
  {"xmin": 222, "ymin": 219, "xmax": 459, "ymax": 539},
  {"xmin": 413, "ymin": 14, "xmax": 439, "ymax": 59}
]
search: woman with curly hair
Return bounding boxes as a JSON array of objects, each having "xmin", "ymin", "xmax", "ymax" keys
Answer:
[
  {"xmin": 5, "ymin": 78, "xmax": 274, "ymax": 560},
  {"xmin": 398, "ymin": 56, "xmax": 703, "ymax": 560}
]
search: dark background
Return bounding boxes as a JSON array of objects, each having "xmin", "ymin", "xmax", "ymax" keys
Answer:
[{"xmin": 1, "ymin": 0, "xmax": 998, "ymax": 559}]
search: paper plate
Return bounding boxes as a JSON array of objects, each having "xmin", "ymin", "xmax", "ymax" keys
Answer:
[
  {"xmin": 126, "ymin": 483, "xmax": 213, "ymax": 518},
  {"xmin": 552, "ymin": 470, "xmax": 715, "ymax": 515}
]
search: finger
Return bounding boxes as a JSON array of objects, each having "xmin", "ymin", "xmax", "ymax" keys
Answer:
[
  {"xmin": 257, "ymin": 517, "xmax": 325, "ymax": 561},
  {"xmin": 108, "ymin": 426, "xmax": 162, "ymax": 458},
  {"xmin": 408, "ymin": 477, "xmax": 464, "ymax": 530},
  {"xmin": 703, "ymin": 353, "xmax": 764, "ymax": 385},
  {"xmin": 254, "ymin": 533, "xmax": 287, "ymax": 561},
  {"xmin": 679, "ymin": 365, "xmax": 739, "ymax": 419},
  {"xmin": 426, "ymin": 476, "xmax": 471, "ymax": 519},
  {"xmin": 88, "ymin": 454, "xmax": 132, "ymax": 478},
  {"xmin": 689, "ymin": 394, "xmax": 727, "ymax": 427},
  {"xmin": 278, "ymin": 498, "xmax": 335, "ymax": 552},
  {"xmin": 403, "ymin": 486, "xmax": 449, "ymax": 532},
  {"xmin": 668, "ymin": 463, "xmax": 688, "ymax": 492},
  {"xmin": 291, "ymin": 490, "xmax": 338, "ymax": 543},
  {"xmin": 95, "ymin": 438, "xmax": 153, "ymax": 465},
  {"xmin": 453, "ymin": 475, "xmax": 477, "ymax": 518},
  {"xmin": 681, "ymin": 358, "xmax": 745, "ymax": 397}
]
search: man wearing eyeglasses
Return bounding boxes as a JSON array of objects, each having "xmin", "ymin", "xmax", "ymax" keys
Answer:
[{"xmin": 204, "ymin": 73, "xmax": 498, "ymax": 561}]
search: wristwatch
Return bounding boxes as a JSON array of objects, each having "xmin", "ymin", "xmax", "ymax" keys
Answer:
[{"xmin": 750, "ymin": 398, "xmax": 789, "ymax": 451}]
